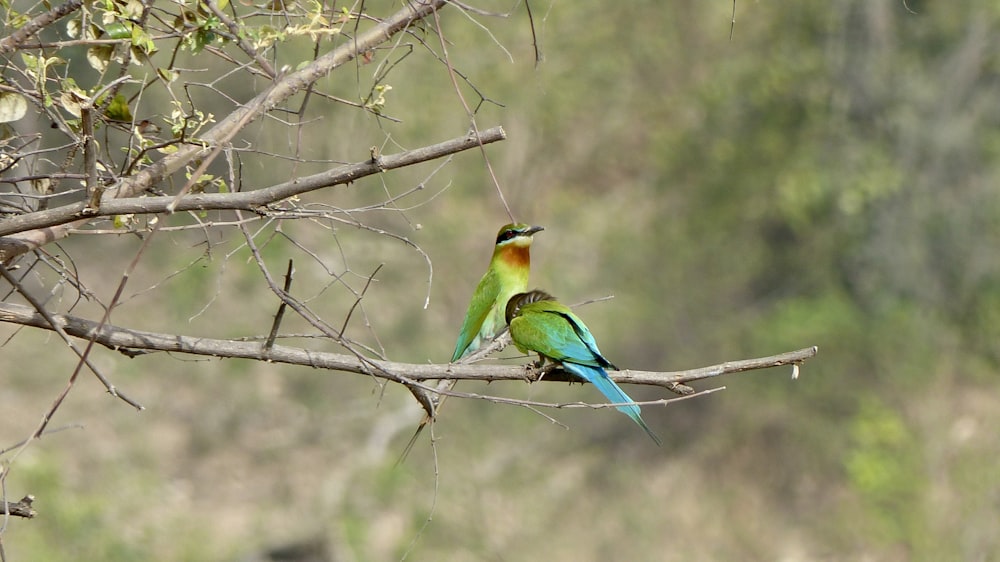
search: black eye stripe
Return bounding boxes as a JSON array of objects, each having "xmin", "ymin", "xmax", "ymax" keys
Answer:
[{"xmin": 496, "ymin": 229, "xmax": 519, "ymax": 244}]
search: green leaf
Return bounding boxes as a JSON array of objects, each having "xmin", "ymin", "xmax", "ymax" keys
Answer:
[
  {"xmin": 157, "ymin": 67, "xmax": 179, "ymax": 83},
  {"xmin": 104, "ymin": 94, "xmax": 132, "ymax": 122},
  {"xmin": 6, "ymin": 9, "xmax": 29, "ymax": 28},
  {"xmin": 20, "ymin": 52, "xmax": 41, "ymax": 75},
  {"xmin": 113, "ymin": 214, "xmax": 134, "ymax": 228},
  {"xmin": 130, "ymin": 25, "xmax": 156, "ymax": 55},
  {"xmin": 104, "ymin": 21, "xmax": 131, "ymax": 39}
]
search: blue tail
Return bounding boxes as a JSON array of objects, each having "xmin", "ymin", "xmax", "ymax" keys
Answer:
[{"xmin": 563, "ymin": 363, "xmax": 661, "ymax": 446}]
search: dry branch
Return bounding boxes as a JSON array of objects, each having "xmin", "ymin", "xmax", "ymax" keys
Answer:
[
  {"xmin": 0, "ymin": 126, "xmax": 506, "ymax": 236},
  {"xmin": 112, "ymin": 0, "xmax": 448, "ymax": 200},
  {"xmin": 1, "ymin": 496, "xmax": 36, "ymax": 519},
  {"xmin": 0, "ymin": 0, "xmax": 85, "ymax": 54},
  {"xmin": 0, "ymin": 301, "xmax": 818, "ymax": 390}
]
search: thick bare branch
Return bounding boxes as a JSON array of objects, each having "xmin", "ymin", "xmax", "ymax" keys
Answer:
[
  {"xmin": 0, "ymin": 0, "xmax": 85, "ymax": 54},
  {"xmin": 0, "ymin": 223, "xmax": 85, "ymax": 266},
  {"xmin": 0, "ymin": 301, "xmax": 818, "ymax": 390},
  {"xmin": 1, "ymin": 496, "xmax": 36, "ymax": 519},
  {"xmin": 0, "ymin": 127, "xmax": 505, "ymax": 237}
]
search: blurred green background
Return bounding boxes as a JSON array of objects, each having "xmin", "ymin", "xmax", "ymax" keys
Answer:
[{"xmin": 3, "ymin": 0, "xmax": 1000, "ymax": 560}]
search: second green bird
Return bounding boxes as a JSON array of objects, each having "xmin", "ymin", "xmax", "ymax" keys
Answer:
[{"xmin": 506, "ymin": 290, "xmax": 661, "ymax": 445}]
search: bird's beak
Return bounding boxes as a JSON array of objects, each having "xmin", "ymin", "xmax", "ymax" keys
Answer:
[{"xmin": 525, "ymin": 225, "xmax": 544, "ymax": 236}]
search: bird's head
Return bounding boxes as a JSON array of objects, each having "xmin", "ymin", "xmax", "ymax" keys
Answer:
[
  {"xmin": 494, "ymin": 223, "xmax": 544, "ymax": 249},
  {"xmin": 505, "ymin": 289, "xmax": 556, "ymax": 325}
]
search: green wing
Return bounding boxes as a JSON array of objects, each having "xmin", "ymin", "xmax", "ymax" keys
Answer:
[
  {"xmin": 548, "ymin": 304, "xmax": 617, "ymax": 370},
  {"xmin": 511, "ymin": 302, "xmax": 614, "ymax": 369},
  {"xmin": 452, "ymin": 267, "xmax": 500, "ymax": 361}
]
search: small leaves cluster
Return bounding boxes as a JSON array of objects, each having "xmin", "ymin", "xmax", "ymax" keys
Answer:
[
  {"xmin": 173, "ymin": 0, "xmax": 227, "ymax": 54},
  {"xmin": 0, "ymin": 0, "xmax": 373, "ymax": 220}
]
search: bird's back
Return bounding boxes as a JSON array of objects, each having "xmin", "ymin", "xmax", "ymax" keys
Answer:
[{"xmin": 511, "ymin": 301, "xmax": 614, "ymax": 369}]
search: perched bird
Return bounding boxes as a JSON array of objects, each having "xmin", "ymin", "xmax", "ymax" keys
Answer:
[
  {"xmin": 398, "ymin": 223, "xmax": 544, "ymax": 463},
  {"xmin": 451, "ymin": 223, "xmax": 545, "ymax": 361},
  {"xmin": 505, "ymin": 290, "xmax": 661, "ymax": 445}
]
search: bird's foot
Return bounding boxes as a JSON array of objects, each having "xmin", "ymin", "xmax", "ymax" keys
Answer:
[
  {"xmin": 535, "ymin": 362, "xmax": 559, "ymax": 383},
  {"xmin": 521, "ymin": 363, "xmax": 535, "ymax": 383}
]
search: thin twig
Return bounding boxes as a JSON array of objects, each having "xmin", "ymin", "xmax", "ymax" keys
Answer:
[
  {"xmin": 339, "ymin": 263, "xmax": 383, "ymax": 337},
  {"xmin": 430, "ymin": 6, "xmax": 514, "ymax": 222},
  {"xmin": 730, "ymin": 0, "xmax": 737, "ymax": 41},
  {"xmin": 0, "ymin": 423, "xmax": 85, "ymax": 455},
  {"xmin": 264, "ymin": 260, "xmax": 295, "ymax": 352},
  {"xmin": 525, "ymin": 0, "xmax": 542, "ymax": 65},
  {"xmin": 201, "ymin": 0, "xmax": 277, "ymax": 79},
  {"xmin": 0, "ymin": 266, "xmax": 144, "ymax": 415}
]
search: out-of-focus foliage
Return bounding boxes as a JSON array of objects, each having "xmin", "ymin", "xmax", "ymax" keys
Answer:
[{"xmin": 2, "ymin": 0, "xmax": 999, "ymax": 560}]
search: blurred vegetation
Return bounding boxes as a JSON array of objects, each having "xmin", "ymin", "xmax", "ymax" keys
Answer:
[{"xmin": 2, "ymin": 0, "xmax": 1000, "ymax": 560}]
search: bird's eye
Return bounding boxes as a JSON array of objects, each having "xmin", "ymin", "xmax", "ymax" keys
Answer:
[{"xmin": 496, "ymin": 229, "xmax": 518, "ymax": 244}]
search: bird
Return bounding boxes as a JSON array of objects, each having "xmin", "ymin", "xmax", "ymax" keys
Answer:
[
  {"xmin": 397, "ymin": 223, "xmax": 544, "ymax": 463},
  {"xmin": 505, "ymin": 289, "xmax": 661, "ymax": 445},
  {"xmin": 451, "ymin": 223, "xmax": 545, "ymax": 361}
]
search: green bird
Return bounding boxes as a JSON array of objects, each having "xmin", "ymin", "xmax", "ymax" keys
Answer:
[
  {"xmin": 505, "ymin": 290, "xmax": 661, "ymax": 445},
  {"xmin": 452, "ymin": 223, "xmax": 545, "ymax": 361},
  {"xmin": 398, "ymin": 223, "xmax": 543, "ymax": 463}
]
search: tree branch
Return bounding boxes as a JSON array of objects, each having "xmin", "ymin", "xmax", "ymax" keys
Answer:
[
  {"xmin": 0, "ymin": 0, "xmax": 85, "ymax": 55},
  {"xmin": 1, "ymin": 496, "xmax": 36, "ymax": 519},
  {"xmin": 201, "ymin": 0, "xmax": 277, "ymax": 79},
  {"xmin": 0, "ymin": 126, "xmax": 506, "ymax": 264},
  {"xmin": 0, "ymin": 0, "xmax": 452, "ymax": 261},
  {"xmin": 113, "ymin": 0, "xmax": 449, "ymax": 201},
  {"xmin": 0, "ymin": 301, "xmax": 818, "ymax": 390}
]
